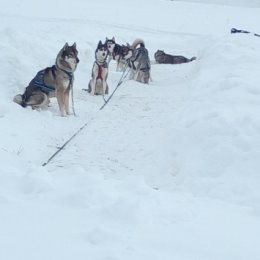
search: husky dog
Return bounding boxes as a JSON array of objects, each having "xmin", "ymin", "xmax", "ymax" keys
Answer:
[
  {"xmin": 88, "ymin": 41, "xmax": 109, "ymax": 95},
  {"xmin": 154, "ymin": 50, "xmax": 196, "ymax": 64},
  {"xmin": 13, "ymin": 43, "xmax": 79, "ymax": 116},
  {"xmin": 105, "ymin": 37, "xmax": 127, "ymax": 71},
  {"xmin": 122, "ymin": 39, "xmax": 151, "ymax": 84}
]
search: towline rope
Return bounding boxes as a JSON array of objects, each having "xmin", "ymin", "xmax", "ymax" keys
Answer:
[{"xmin": 42, "ymin": 66, "xmax": 130, "ymax": 167}]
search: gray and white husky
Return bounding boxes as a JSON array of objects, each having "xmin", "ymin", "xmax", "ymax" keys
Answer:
[
  {"xmin": 88, "ymin": 41, "xmax": 109, "ymax": 95},
  {"xmin": 154, "ymin": 50, "xmax": 196, "ymax": 64},
  {"xmin": 13, "ymin": 43, "xmax": 79, "ymax": 116},
  {"xmin": 122, "ymin": 39, "xmax": 151, "ymax": 84}
]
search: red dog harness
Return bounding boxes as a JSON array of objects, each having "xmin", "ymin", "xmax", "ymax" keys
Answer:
[{"xmin": 97, "ymin": 63, "xmax": 103, "ymax": 80}]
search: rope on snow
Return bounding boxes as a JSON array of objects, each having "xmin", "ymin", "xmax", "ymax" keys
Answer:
[{"xmin": 42, "ymin": 66, "xmax": 130, "ymax": 167}]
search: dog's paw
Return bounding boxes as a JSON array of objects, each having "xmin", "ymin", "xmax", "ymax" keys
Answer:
[{"xmin": 60, "ymin": 111, "xmax": 68, "ymax": 117}]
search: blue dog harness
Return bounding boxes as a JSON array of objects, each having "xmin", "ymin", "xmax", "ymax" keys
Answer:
[
  {"xmin": 21, "ymin": 65, "xmax": 74, "ymax": 107},
  {"xmin": 29, "ymin": 66, "xmax": 56, "ymax": 94},
  {"xmin": 29, "ymin": 65, "xmax": 74, "ymax": 94}
]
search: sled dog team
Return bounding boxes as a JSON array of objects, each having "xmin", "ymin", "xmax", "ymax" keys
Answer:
[{"xmin": 13, "ymin": 38, "xmax": 196, "ymax": 116}]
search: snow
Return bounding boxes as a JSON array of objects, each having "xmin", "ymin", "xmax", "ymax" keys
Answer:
[{"xmin": 1, "ymin": 0, "xmax": 260, "ymax": 259}]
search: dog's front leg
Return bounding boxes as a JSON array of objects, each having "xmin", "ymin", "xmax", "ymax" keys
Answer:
[
  {"xmin": 133, "ymin": 70, "xmax": 139, "ymax": 81},
  {"xmin": 64, "ymin": 88, "xmax": 70, "ymax": 115},
  {"xmin": 116, "ymin": 58, "xmax": 121, "ymax": 72},
  {"xmin": 56, "ymin": 88, "xmax": 66, "ymax": 116},
  {"xmin": 107, "ymin": 55, "xmax": 112, "ymax": 64},
  {"xmin": 102, "ymin": 80, "xmax": 107, "ymax": 96},
  {"xmin": 91, "ymin": 78, "xmax": 96, "ymax": 95},
  {"xmin": 129, "ymin": 68, "xmax": 135, "ymax": 80},
  {"xmin": 90, "ymin": 78, "xmax": 96, "ymax": 95}
]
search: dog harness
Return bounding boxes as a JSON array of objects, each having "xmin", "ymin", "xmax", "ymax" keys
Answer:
[
  {"xmin": 29, "ymin": 67, "xmax": 56, "ymax": 93},
  {"xmin": 95, "ymin": 62, "xmax": 108, "ymax": 80},
  {"xmin": 29, "ymin": 65, "xmax": 74, "ymax": 94},
  {"xmin": 129, "ymin": 46, "xmax": 150, "ymax": 71},
  {"xmin": 22, "ymin": 65, "xmax": 74, "ymax": 106}
]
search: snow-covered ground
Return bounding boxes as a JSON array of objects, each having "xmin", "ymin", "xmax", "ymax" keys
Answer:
[{"xmin": 1, "ymin": 0, "xmax": 260, "ymax": 259}]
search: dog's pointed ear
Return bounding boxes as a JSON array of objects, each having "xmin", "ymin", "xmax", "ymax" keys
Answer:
[
  {"xmin": 72, "ymin": 42, "xmax": 77, "ymax": 49},
  {"xmin": 62, "ymin": 42, "xmax": 69, "ymax": 51},
  {"xmin": 98, "ymin": 40, "xmax": 102, "ymax": 46},
  {"xmin": 127, "ymin": 43, "xmax": 130, "ymax": 47},
  {"xmin": 112, "ymin": 36, "xmax": 115, "ymax": 41},
  {"xmin": 63, "ymin": 42, "xmax": 69, "ymax": 50}
]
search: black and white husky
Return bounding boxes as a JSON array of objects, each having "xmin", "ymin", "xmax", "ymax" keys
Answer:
[
  {"xmin": 88, "ymin": 41, "xmax": 109, "ymax": 95},
  {"xmin": 105, "ymin": 37, "xmax": 128, "ymax": 71}
]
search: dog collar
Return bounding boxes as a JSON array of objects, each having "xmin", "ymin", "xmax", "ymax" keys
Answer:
[{"xmin": 55, "ymin": 65, "xmax": 74, "ymax": 79}]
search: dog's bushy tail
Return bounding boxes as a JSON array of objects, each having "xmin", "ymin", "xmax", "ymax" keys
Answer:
[
  {"xmin": 131, "ymin": 38, "xmax": 145, "ymax": 48},
  {"xmin": 13, "ymin": 94, "xmax": 27, "ymax": 107}
]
